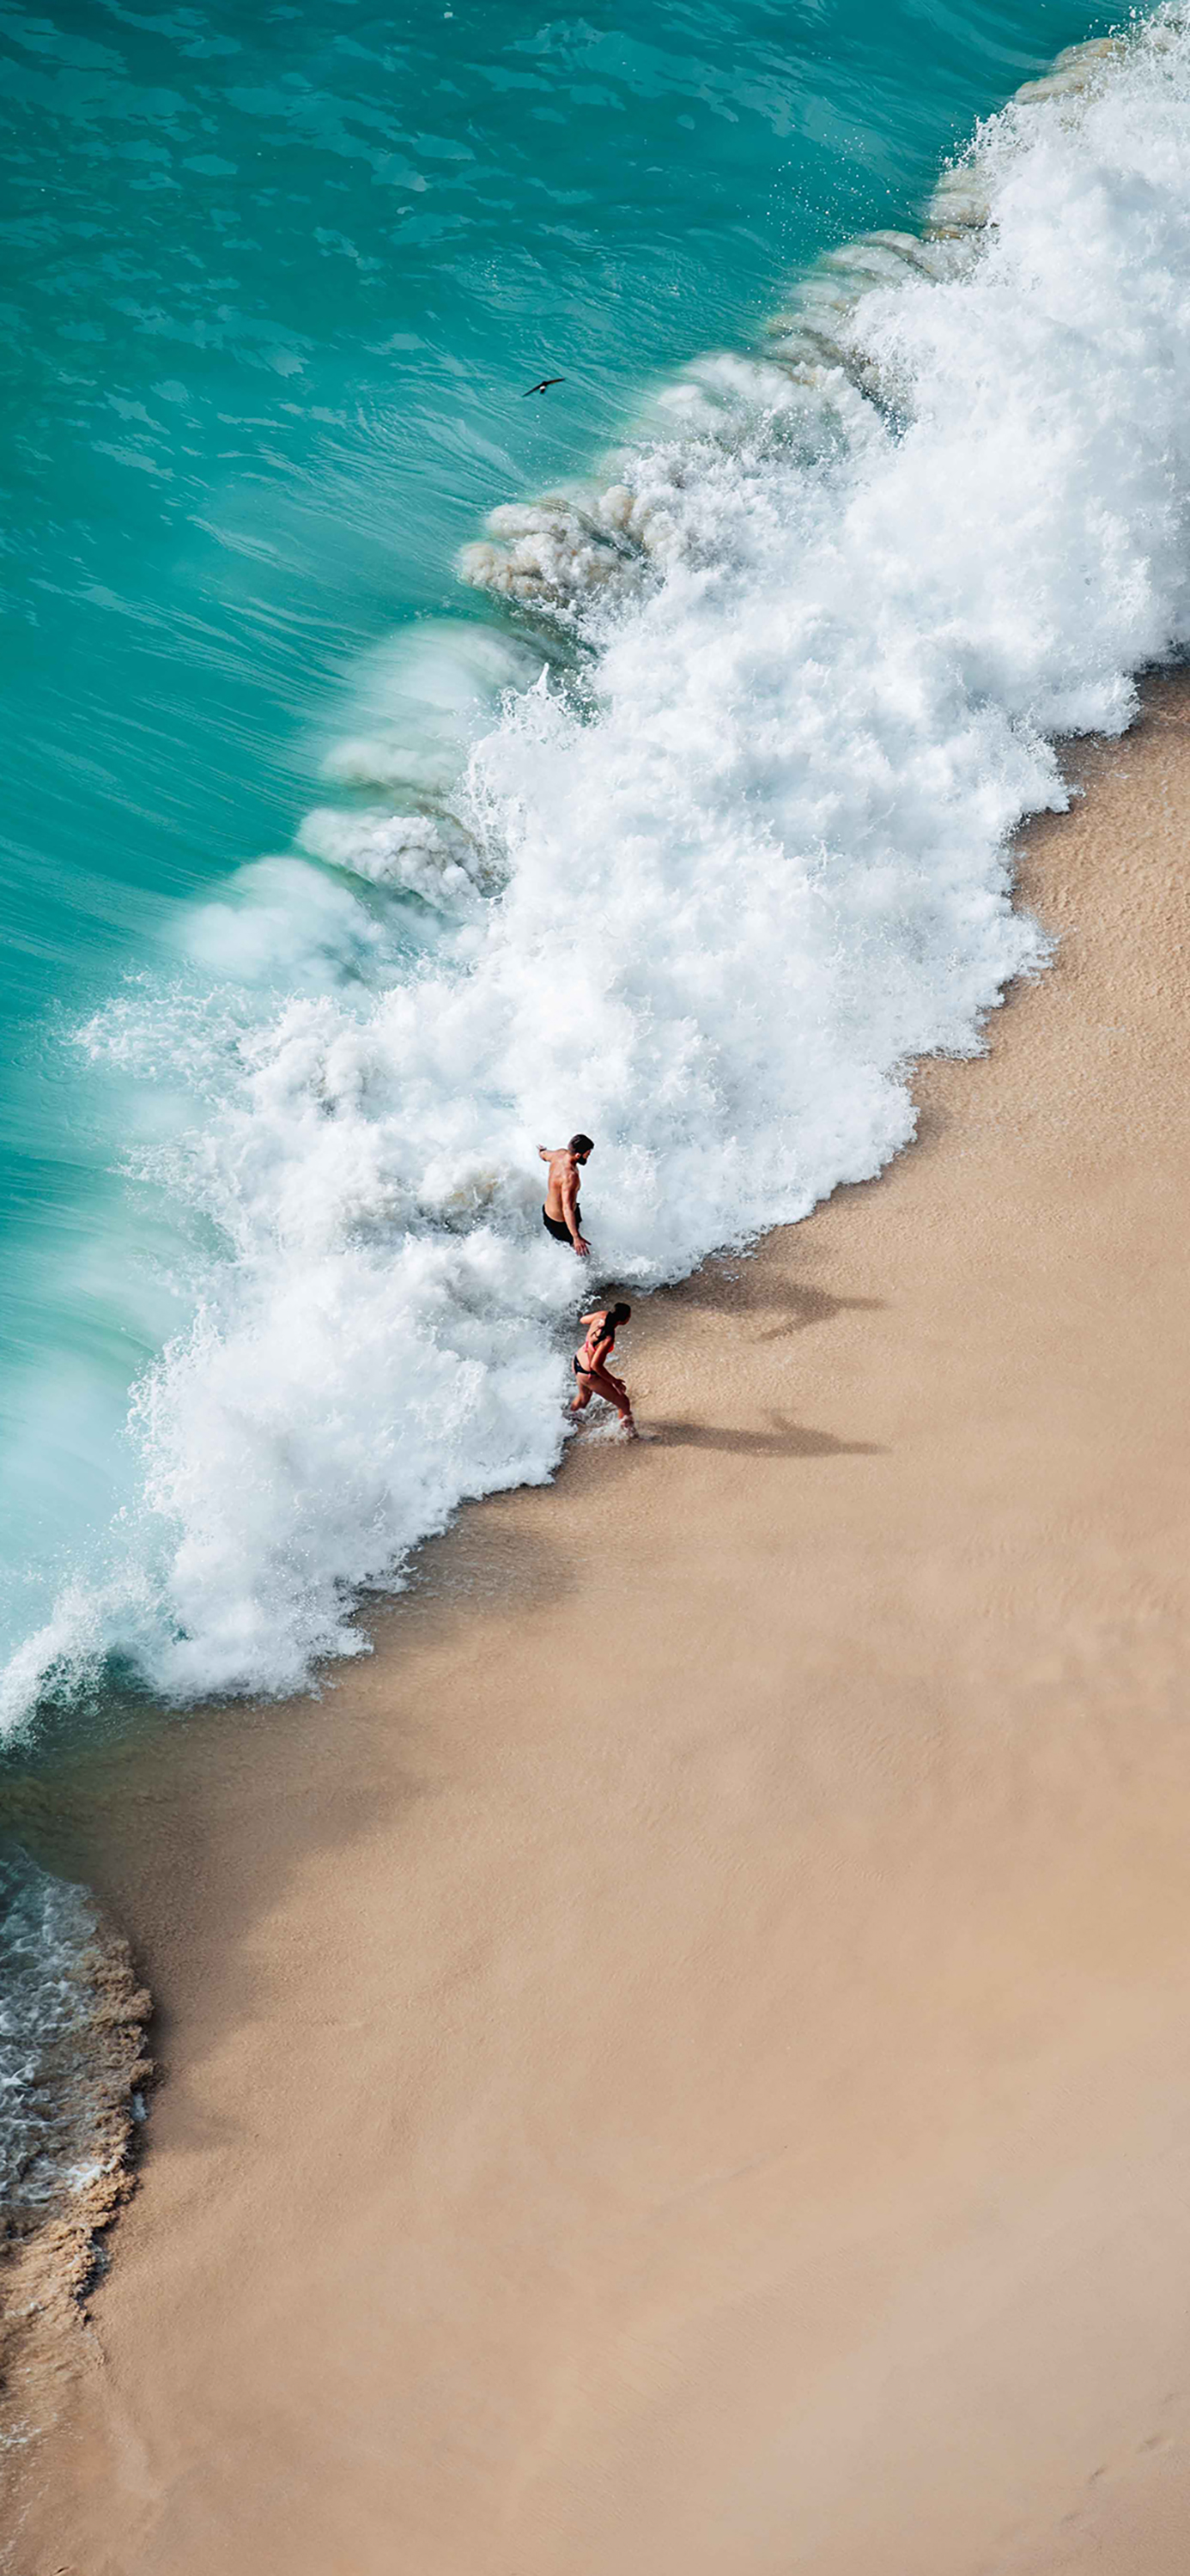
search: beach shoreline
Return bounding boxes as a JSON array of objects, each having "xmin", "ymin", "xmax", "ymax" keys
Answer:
[{"xmin": 4, "ymin": 676, "xmax": 1190, "ymax": 2573}]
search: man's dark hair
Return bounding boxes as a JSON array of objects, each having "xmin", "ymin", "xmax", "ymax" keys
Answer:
[
  {"xmin": 610, "ymin": 1301, "xmax": 631, "ymax": 1325},
  {"xmin": 569, "ymin": 1132, "xmax": 594, "ymax": 1156}
]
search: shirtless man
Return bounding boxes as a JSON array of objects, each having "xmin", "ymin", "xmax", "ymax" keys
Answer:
[
  {"xmin": 538, "ymin": 1133, "xmax": 593, "ymax": 1256},
  {"xmin": 571, "ymin": 1302, "xmax": 635, "ymax": 1436}
]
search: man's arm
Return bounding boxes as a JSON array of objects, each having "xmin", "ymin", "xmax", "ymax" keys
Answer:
[{"xmin": 562, "ymin": 1168, "xmax": 590, "ymax": 1256}]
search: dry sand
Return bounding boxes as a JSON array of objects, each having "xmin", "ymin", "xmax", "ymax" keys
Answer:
[{"xmin": 4, "ymin": 677, "xmax": 1190, "ymax": 2575}]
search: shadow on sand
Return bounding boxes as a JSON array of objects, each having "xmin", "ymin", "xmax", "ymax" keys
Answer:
[
  {"xmin": 659, "ymin": 1255, "xmax": 884, "ymax": 1347},
  {"xmin": 653, "ymin": 1412, "xmax": 882, "ymax": 1459}
]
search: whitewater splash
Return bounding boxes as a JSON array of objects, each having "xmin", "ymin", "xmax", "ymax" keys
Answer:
[{"xmin": 7, "ymin": 14, "xmax": 1190, "ymax": 1722}]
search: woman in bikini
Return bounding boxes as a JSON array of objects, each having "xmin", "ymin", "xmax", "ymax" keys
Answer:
[{"xmin": 570, "ymin": 1302, "xmax": 635, "ymax": 1437}]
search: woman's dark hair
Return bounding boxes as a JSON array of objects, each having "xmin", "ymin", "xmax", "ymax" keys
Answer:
[
  {"xmin": 569, "ymin": 1132, "xmax": 594, "ymax": 1156},
  {"xmin": 610, "ymin": 1301, "xmax": 631, "ymax": 1325}
]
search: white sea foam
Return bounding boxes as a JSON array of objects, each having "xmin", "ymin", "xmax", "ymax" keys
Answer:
[{"xmin": 6, "ymin": 15, "xmax": 1190, "ymax": 1720}]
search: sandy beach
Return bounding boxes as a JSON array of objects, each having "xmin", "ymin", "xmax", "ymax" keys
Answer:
[{"xmin": 4, "ymin": 674, "xmax": 1190, "ymax": 2573}]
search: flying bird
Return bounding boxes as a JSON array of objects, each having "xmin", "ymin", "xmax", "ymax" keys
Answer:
[{"xmin": 523, "ymin": 375, "xmax": 565, "ymax": 396}]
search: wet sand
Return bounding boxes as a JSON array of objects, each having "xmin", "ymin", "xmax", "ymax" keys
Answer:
[{"xmin": 5, "ymin": 677, "xmax": 1190, "ymax": 2574}]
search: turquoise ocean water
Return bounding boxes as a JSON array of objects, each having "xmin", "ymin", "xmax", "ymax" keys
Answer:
[{"xmin": 11, "ymin": 0, "xmax": 1190, "ymax": 2244}]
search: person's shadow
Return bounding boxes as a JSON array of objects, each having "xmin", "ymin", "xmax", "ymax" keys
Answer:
[
  {"xmin": 752, "ymin": 1282, "xmax": 883, "ymax": 1344},
  {"xmin": 653, "ymin": 1412, "xmax": 881, "ymax": 1458},
  {"xmin": 665, "ymin": 1262, "xmax": 883, "ymax": 1346}
]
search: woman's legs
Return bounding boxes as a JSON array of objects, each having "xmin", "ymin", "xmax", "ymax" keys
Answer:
[{"xmin": 572, "ymin": 1362, "xmax": 635, "ymax": 1434}]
